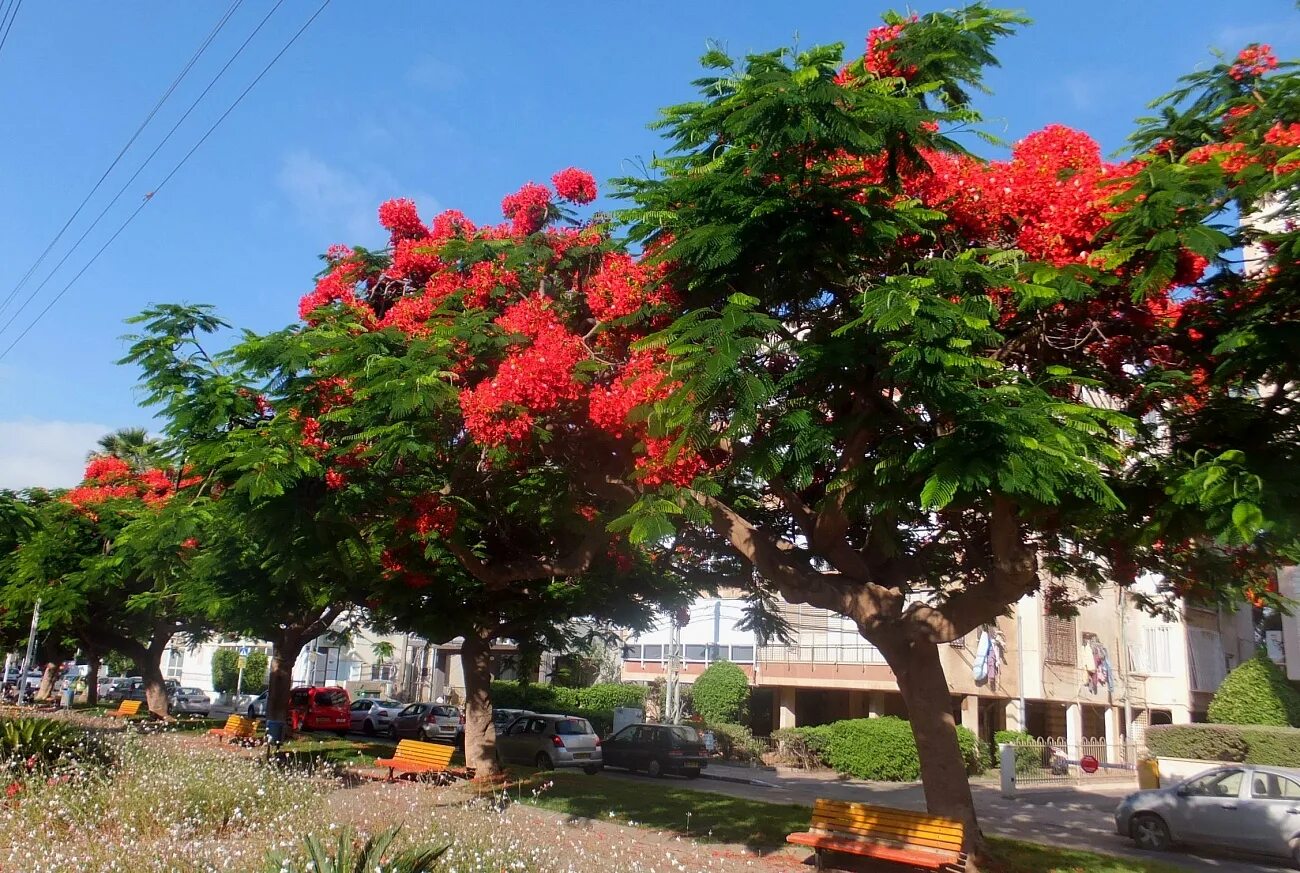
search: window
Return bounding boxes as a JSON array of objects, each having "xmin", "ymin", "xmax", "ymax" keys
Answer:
[
  {"xmin": 1044, "ymin": 613, "xmax": 1077, "ymax": 665},
  {"xmin": 1252, "ymin": 773, "xmax": 1300, "ymax": 799},
  {"xmin": 729, "ymin": 645, "xmax": 755, "ymax": 663},
  {"xmin": 1182, "ymin": 769, "xmax": 1244, "ymax": 798},
  {"xmin": 165, "ymin": 649, "xmax": 184, "ymax": 680},
  {"xmin": 641, "ymin": 645, "xmax": 663, "ymax": 661},
  {"xmin": 684, "ymin": 644, "xmax": 709, "ymax": 662},
  {"xmin": 369, "ymin": 663, "xmax": 395, "ymax": 681},
  {"xmin": 1140, "ymin": 625, "xmax": 1173, "ymax": 675},
  {"xmin": 622, "ymin": 645, "xmax": 642, "ymax": 660},
  {"xmin": 555, "ymin": 719, "xmax": 593, "ymax": 735},
  {"xmin": 1188, "ymin": 628, "xmax": 1228, "ymax": 692}
]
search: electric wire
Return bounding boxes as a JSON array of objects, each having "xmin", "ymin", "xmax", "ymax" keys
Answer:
[
  {"xmin": 0, "ymin": 0, "xmax": 24, "ymax": 62},
  {"xmin": 0, "ymin": 0, "xmax": 287, "ymax": 344},
  {"xmin": 0, "ymin": 0, "xmax": 245, "ymax": 324},
  {"xmin": 0, "ymin": 0, "xmax": 331, "ymax": 363}
]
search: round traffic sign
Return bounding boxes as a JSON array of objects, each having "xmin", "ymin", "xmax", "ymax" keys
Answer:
[{"xmin": 1080, "ymin": 755, "xmax": 1099, "ymax": 774}]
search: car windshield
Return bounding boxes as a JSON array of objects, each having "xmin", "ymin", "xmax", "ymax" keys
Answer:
[
  {"xmin": 181, "ymin": 688, "xmax": 202, "ymax": 695},
  {"xmin": 430, "ymin": 705, "xmax": 459, "ymax": 718},
  {"xmin": 554, "ymin": 719, "xmax": 593, "ymax": 735},
  {"xmin": 314, "ymin": 690, "xmax": 348, "ymax": 707}
]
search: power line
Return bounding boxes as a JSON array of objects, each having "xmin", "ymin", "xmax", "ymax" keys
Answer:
[
  {"xmin": 0, "ymin": 0, "xmax": 332, "ymax": 363},
  {"xmin": 0, "ymin": 0, "xmax": 245, "ymax": 325},
  {"xmin": 0, "ymin": 0, "xmax": 286, "ymax": 344},
  {"xmin": 0, "ymin": 0, "xmax": 24, "ymax": 62}
]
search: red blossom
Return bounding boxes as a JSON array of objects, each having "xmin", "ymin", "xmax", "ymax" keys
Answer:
[
  {"xmin": 377, "ymin": 198, "xmax": 427, "ymax": 241},
  {"xmin": 500, "ymin": 182, "xmax": 552, "ymax": 236},
  {"xmin": 1229, "ymin": 44, "xmax": 1278, "ymax": 81},
  {"xmin": 551, "ymin": 167, "xmax": 598, "ymax": 204}
]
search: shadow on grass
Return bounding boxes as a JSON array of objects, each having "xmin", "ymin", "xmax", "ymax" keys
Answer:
[{"xmin": 511, "ymin": 770, "xmax": 809, "ymax": 854}]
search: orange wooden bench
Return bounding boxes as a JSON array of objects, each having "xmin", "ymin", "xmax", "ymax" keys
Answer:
[
  {"xmin": 106, "ymin": 699, "xmax": 143, "ymax": 719},
  {"xmin": 787, "ymin": 799, "xmax": 965, "ymax": 871},
  {"xmin": 207, "ymin": 713, "xmax": 257, "ymax": 742},
  {"xmin": 375, "ymin": 738, "xmax": 459, "ymax": 782}
]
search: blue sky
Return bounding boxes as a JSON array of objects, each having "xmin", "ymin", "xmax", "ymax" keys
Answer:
[{"xmin": 0, "ymin": 1, "xmax": 1296, "ymax": 488}]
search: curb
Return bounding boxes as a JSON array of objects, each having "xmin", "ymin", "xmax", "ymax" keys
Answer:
[{"xmin": 700, "ymin": 770, "xmax": 779, "ymax": 788}]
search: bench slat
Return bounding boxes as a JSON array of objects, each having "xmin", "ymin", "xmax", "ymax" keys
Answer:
[
  {"xmin": 789, "ymin": 798, "xmax": 965, "ymax": 870},
  {"xmin": 809, "ymin": 824, "xmax": 962, "ymax": 854},
  {"xmin": 813, "ymin": 799, "xmax": 962, "ymax": 829},
  {"xmin": 787, "ymin": 833, "xmax": 957, "ymax": 868},
  {"xmin": 811, "ymin": 812, "xmax": 964, "ymax": 842}
]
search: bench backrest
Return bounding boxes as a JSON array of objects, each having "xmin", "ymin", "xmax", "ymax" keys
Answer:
[
  {"xmin": 223, "ymin": 714, "xmax": 255, "ymax": 735},
  {"xmin": 811, "ymin": 799, "xmax": 963, "ymax": 858},
  {"xmin": 393, "ymin": 739, "xmax": 454, "ymax": 769},
  {"xmin": 118, "ymin": 700, "xmax": 143, "ymax": 716}
]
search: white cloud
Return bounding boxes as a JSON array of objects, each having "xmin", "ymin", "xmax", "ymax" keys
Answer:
[
  {"xmin": 0, "ymin": 419, "xmax": 109, "ymax": 490},
  {"xmin": 275, "ymin": 151, "xmax": 439, "ymax": 243}
]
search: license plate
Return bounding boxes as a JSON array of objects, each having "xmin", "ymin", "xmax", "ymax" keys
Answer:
[
  {"xmin": 683, "ymin": 762, "xmax": 700, "ymax": 769},
  {"xmin": 573, "ymin": 752, "xmax": 590, "ymax": 759}
]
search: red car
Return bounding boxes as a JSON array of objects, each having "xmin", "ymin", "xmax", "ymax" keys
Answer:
[{"xmin": 287, "ymin": 686, "xmax": 351, "ymax": 734}]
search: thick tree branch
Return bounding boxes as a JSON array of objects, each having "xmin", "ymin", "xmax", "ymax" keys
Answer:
[{"xmin": 448, "ymin": 522, "xmax": 608, "ymax": 590}]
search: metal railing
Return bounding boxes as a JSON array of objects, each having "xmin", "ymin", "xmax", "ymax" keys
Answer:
[
  {"xmin": 757, "ymin": 644, "xmax": 888, "ymax": 665},
  {"xmin": 1005, "ymin": 736, "xmax": 1138, "ymax": 787}
]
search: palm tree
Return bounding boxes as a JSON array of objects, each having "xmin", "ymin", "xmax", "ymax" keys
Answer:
[
  {"xmin": 90, "ymin": 427, "xmax": 159, "ymax": 471},
  {"xmin": 371, "ymin": 640, "xmax": 396, "ymax": 680}
]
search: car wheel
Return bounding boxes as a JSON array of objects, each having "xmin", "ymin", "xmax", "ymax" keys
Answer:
[
  {"xmin": 1292, "ymin": 841, "xmax": 1300, "ymax": 871},
  {"xmin": 1131, "ymin": 813, "xmax": 1171, "ymax": 852},
  {"xmin": 583, "ymin": 764, "xmax": 601, "ymax": 776},
  {"xmin": 646, "ymin": 759, "xmax": 663, "ymax": 778},
  {"xmin": 535, "ymin": 752, "xmax": 553, "ymax": 771},
  {"xmin": 363, "ymin": 719, "xmax": 375, "ymax": 737}
]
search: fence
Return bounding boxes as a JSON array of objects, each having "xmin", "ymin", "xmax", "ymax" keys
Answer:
[
  {"xmin": 1002, "ymin": 736, "xmax": 1137, "ymax": 793},
  {"xmin": 756, "ymin": 644, "xmax": 888, "ymax": 665}
]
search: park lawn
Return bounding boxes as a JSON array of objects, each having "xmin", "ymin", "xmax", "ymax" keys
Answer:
[
  {"xmin": 276, "ymin": 733, "xmax": 401, "ymax": 767},
  {"xmin": 512, "ymin": 771, "xmax": 1186, "ymax": 873}
]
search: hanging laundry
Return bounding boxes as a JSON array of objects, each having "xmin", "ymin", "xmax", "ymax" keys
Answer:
[{"xmin": 972, "ymin": 630, "xmax": 991, "ymax": 682}]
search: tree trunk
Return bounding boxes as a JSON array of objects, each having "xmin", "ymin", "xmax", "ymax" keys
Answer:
[
  {"xmin": 267, "ymin": 631, "xmax": 305, "ymax": 726},
  {"xmin": 35, "ymin": 662, "xmax": 58, "ymax": 701},
  {"xmin": 877, "ymin": 632, "xmax": 986, "ymax": 867},
  {"xmin": 85, "ymin": 651, "xmax": 100, "ymax": 706},
  {"xmin": 460, "ymin": 629, "xmax": 501, "ymax": 779},
  {"xmin": 139, "ymin": 655, "xmax": 170, "ymax": 719}
]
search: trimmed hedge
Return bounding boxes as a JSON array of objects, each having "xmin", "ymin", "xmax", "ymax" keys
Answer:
[
  {"xmin": 707, "ymin": 722, "xmax": 766, "ymax": 763},
  {"xmin": 1207, "ymin": 652, "xmax": 1300, "ymax": 727},
  {"xmin": 489, "ymin": 680, "xmax": 646, "ymax": 713},
  {"xmin": 995, "ymin": 729, "xmax": 1041, "ymax": 775},
  {"xmin": 691, "ymin": 661, "xmax": 750, "ymax": 724},
  {"xmin": 773, "ymin": 717, "xmax": 983, "ymax": 780}
]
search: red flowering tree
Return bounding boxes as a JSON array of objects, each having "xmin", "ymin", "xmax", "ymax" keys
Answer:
[
  {"xmin": 612, "ymin": 8, "xmax": 1300, "ymax": 861},
  {"xmin": 4, "ymin": 453, "xmax": 207, "ymax": 717}
]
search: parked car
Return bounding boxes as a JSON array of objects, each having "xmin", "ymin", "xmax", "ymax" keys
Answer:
[
  {"xmin": 493, "ymin": 708, "xmax": 532, "ymax": 731},
  {"xmin": 388, "ymin": 703, "xmax": 463, "ymax": 743},
  {"xmin": 169, "ymin": 687, "xmax": 211, "ymax": 716},
  {"xmin": 287, "ymin": 686, "xmax": 351, "ymax": 734},
  {"xmin": 1116, "ymin": 765, "xmax": 1300, "ymax": 863},
  {"xmin": 246, "ymin": 691, "xmax": 268, "ymax": 718},
  {"xmin": 349, "ymin": 698, "xmax": 404, "ymax": 735},
  {"xmin": 104, "ymin": 678, "xmax": 179, "ymax": 703},
  {"xmin": 601, "ymin": 723, "xmax": 708, "ymax": 778},
  {"xmin": 97, "ymin": 676, "xmax": 125, "ymax": 698},
  {"xmin": 496, "ymin": 713, "xmax": 602, "ymax": 774}
]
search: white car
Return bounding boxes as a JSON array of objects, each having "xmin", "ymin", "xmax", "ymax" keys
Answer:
[
  {"xmin": 170, "ymin": 687, "xmax": 212, "ymax": 716},
  {"xmin": 349, "ymin": 698, "xmax": 404, "ymax": 735}
]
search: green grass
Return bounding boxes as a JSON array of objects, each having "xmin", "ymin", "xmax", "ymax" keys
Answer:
[{"xmin": 510, "ymin": 771, "xmax": 1187, "ymax": 872}]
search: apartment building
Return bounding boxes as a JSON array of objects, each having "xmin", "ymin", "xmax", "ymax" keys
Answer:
[{"xmin": 621, "ymin": 581, "xmax": 1255, "ymax": 754}]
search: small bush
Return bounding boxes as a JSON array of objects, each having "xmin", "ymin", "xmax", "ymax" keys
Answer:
[
  {"xmin": 263, "ymin": 826, "xmax": 449, "ymax": 872},
  {"xmin": 708, "ymin": 722, "xmax": 766, "ymax": 763},
  {"xmin": 1208, "ymin": 652, "xmax": 1300, "ymax": 727},
  {"xmin": 823, "ymin": 718, "xmax": 919, "ymax": 781},
  {"xmin": 773, "ymin": 725, "xmax": 831, "ymax": 768},
  {"xmin": 211, "ymin": 648, "xmax": 239, "ymax": 695},
  {"xmin": 0, "ymin": 717, "xmax": 112, "ymax": 771},
  {"xmin": 690, "ymin": 661, "xmax": 750, "ymax": 724},
  {"xmin": 488, "ymin": 680, "xmax": 644, "ymax": 717},
  {"xmin": 956, "ymin": 725, "xmax": 985, "ymax": 775},
  {"xmin": 1145, "ymin": 724, "xmax": 1248, "ymax": 762},
  {"xmin": 1241, "ymin": 726, "xmax": 1300, "ymax": 767},
  {"xmin": 575, "ymin": 683, "xmax": 645, "ymax": 711},
  {"xmin": 243, "ymin": 651, "xmax": 269, "ymax": 695},
  {"xmin": 995, "ymin": 729, "xmax": 1041, "ymax": 775}
]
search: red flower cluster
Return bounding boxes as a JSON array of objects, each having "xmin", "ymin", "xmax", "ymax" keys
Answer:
[
  {"xmin": 65, "ymin": 457, "xmax": 193, "ymax": 511},
  {"xmin": 397, "ymin": 493, "xmax": 458, "ymax": 538},
  {"xmin": 863, "ymin": 19, "xmax": 916, "ymax": 79},
  {"xmin": 1265, "ymin": 121, "xmax": 1300, "ymax": 149},
  {"xmin": 378, "ymin": 198, "xmax": 427, "ymax": 242},
  {"xmin": 1229, "ymin": 44, "xmax": 1278, "ymax": 81},
  {"xmin": 584, "ymin": 252, "xmax": 676, "ymax": 321},
  {"xmin": 501, "ymin": 182, "xmax": 552, "ymax": 236},
  {"xmin": 552, "ymin": 167, "xmax": 598, "ymax": 204},
  {"xmin": 1185, "ymin": 141, "xmax": 1255, "ymax": 175}
]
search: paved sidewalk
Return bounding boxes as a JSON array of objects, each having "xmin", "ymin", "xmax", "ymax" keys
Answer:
[{"xmin": 623, "ymin": 763, "xmax": 1290, "ymax": 873}]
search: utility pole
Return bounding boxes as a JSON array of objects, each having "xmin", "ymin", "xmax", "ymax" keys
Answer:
[
  {"xmin": 1117, "ymin": 586, "xmax": 1133, "ymax": 740},
  {"xmin": 18, "ymin": 598, "xmax": 40, "ymax": 704},
  {"xmin": 665, "ymin": 608, "xmax": 685, "ymax": 724}
]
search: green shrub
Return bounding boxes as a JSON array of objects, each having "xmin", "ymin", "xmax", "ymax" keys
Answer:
[
  {"xmin": 489, "ymin": 680, "xmax": 644, "ymax": 723},
  {"xmin": 263, "ymin": 827, "xmax": 449, "ymax": 873},
  {"xmin": 1208, "ymin": 652, "xmax": 1300, "ymax": 727},
  {"xmin": 690, "ymin": 661, "xmax": 750, "ymax": 724},
  {"xmin": 708, "ymin": 722, "xmax": 766, "ymax": 763},
  {"xmin": 0, "ymin": 717, "xmax": 112, "ymax": 770},
  {"xmin": 211, "ymin": 648, "xmax": 239, "ymax": 695},
  {"xmin": 956, "ymin": 725, "xmax": 985, "ymax": 775},
  {"xmin": 822, "ymin": 717, "xmax": 919, "ymax": 781},
  {"xmin": 575, "ymin": 683, "xmax": 645, "ymax": 711},
  {"xmin": 243, "ymin": 651, "xmax": 269, "ymax": 695},
  {"xmin": 995, "ymin": 729, "xmax": 1042, "ymax": 775},
  {"xmin": 773, "ymin": 725, "xmax": 831, "ymax": 768},
  {"xmin": 1241, "ymin": 726, "xmax": 1300, "ymax": 767},
  {"xmin": 1145, "ymin": 725, "xmax": 1248, "ymax": 762},
  {"xmin": 569, "ymin": 708, "xmax": 614, "ymax": 737}
]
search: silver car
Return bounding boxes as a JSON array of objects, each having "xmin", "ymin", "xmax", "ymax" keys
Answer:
[
  {"xmin": 1116, "ymin": 764, "xmax": 1300, "ymax": 864},
  {"xmin": 170, "ymin": 687, "xmax": 211, "ymax": 716},
  {"xmin": 349, "ymin": 698, "xmax": 403, "ymax": 735},
  {"xmin": 496, "ymin": 713, "xmax": 602, "ymax": 774}
]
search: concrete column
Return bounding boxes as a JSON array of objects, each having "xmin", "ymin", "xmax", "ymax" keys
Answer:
[
  {"xmin": 867, "ymin": 692, "xmax": 885, "ymax": 718},
  {"xmin": 1103, "ymin": 706, "xmax": 1120, "ymax": 763},
  {"xmin": 848, "ymin": 689, "xmax": 867, "ymax": 719},
  {"xmin": 1170, "ymin": 704, "xmax": 1192, "ymax": 725},
  {"xmin": 1005, "ymin": 700, "xmax": 1024, "ymax": 733},
  {"xmin": 1066, "ymin": 702, "xmax": 1083, "ymax": 761},
  {"xmin": 961, "ymin": 695, "xmax": 980, "ymax": 734},
  {"xmin": 778, "ymin": 686, "xmax": 797, "ymax": 729}
]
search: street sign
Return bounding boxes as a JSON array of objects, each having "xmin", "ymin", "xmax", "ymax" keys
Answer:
[
  {"xmin": 237, "ymin": 655, "xmax": 247, "ymax": 668},
  {"xmin": 238, "ymin": 646, "xmax": 251, "ymax": 657},
  {"xmin": 1080, "ymin": 755, "xmax": 1099, "ymax": 774}
]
